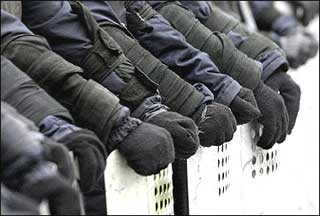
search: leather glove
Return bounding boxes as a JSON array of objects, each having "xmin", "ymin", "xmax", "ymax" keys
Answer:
[
  {"xmin": 192, "ymin": 102, "xmax": 237, "ymax": 147},
  {"xmin": 253, "ymin": 81, "xmax": 289, "ymax": 149},
  {"xmin": 229, "ymin": 87, "xmax": 262, "ymax": 125},
  {"xmin": 132, "ymin": 95, "xmax": 199, "ymax": 159},
  {"xmin": 109, "ymin": 115, "xmax": 175, "ymax": 176},
  {"xmin": 39, "ymin": 115, "xmax": 107, "ymax": 193},
  {"xmin": 265, "ymin": 71, "xmax": 301, "ymax": 134},
  {"xmin": 279, "ymin": 28, "xmax": 319, "ymax": 69}
]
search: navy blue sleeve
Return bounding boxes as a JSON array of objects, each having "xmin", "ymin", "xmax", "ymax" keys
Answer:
[
  {"xmin": 129, "ymin": 1, "xmax": 241, "ymax": 105},
  {"xmin": 1, "ymin": 9, "xmax": 33, "ymax": 41},
  {"xmin": 179, "ymin": 1, "xmax": 212, "ymax": 23},
  {"xmin": 21, "ymin": 1, "xmax": 93, "ymax": 66}
]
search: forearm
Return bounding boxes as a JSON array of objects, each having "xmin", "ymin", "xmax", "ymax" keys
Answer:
[
  {"xmin": 21, "ymin": 1, "xmax": 93, "ymax": 66},
  {"xmin": 1, "ymin": 10, "xmax": 127, "ymax": 145},
  {"xmin": 193, "ymin": 4, "xmax": 289, "ymax": 80},
  {"xmin": 129, "ymin": 1, "xmax": 241, "ymax": 105},
  {"xmin": 1, "ymin": 56, "xmax": 73, "ymax": 125},
  {"xmin": 249, "ymin": 1, "xmax": 282, "ymax": 31}
]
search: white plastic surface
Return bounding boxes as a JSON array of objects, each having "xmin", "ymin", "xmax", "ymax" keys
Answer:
[
  {"xmin": 105, "ymin": 150, "xmax": 174, "ymax": 215},
  {"xmin": 187, "ymin": 127, "xmax": 242, "ymax": 215},
  {"xmin": 238, "ymin": 123, "xmax": 282, "ymax": 215}
]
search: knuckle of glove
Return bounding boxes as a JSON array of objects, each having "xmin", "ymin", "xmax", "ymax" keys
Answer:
[
  {"xmin": 119, "ymin": 123, "xmax": 175, "ymax": 176},
  {"xmin": 149, "ymin": 112, "xmax": 199, "ymax": 159}
]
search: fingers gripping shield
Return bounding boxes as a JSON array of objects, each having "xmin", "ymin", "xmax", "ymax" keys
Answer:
[{"xmin": 240, "ymin": 122, "xmax": 281, "ymax": 179}]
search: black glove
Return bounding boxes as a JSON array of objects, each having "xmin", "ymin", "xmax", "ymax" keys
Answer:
[
  {"xmin": 39, "ymin": 115, "xmax": 107, "ymax": 193},
  {"xmin": 82, "ymin": 176, "xmax": 107, "ymax": 215},
  {"xmin": 1, "ymin": 184, "xmax": 41, "ymax": 215},
  {"xmin": 291, "ymin": 1, "xmax": 319, "ymax": 26},
  {"xmin": 113, "ymin": 118, "xmax": 175, "ymax": 176},
  {"xmin": 279, "ymin": 28, "xmax": 319, "ymax": 69},
  {"xmin": 229, "ymin": 87, "xmax": 262, "ymax": 125},
  {"xmin": 42, "ymin": 137, "xmax": 76, "ymax": 183},
  {"xmin": 265, "ymin": 71, "xmax": 301, "ymax": 134},
  {"xmin": 192, "ymin": 102, "xmax": 237, "ymax": 147},
  {"xmin": 1, "ymin": 104, "xmax": 82, "ymax": 215},
  {"xmin": 20, "ymin": 163, "xmax": 82, "ymax": 215},
  {"xmin": 57, "ymin": 129, "xmax": 107, "ymax": 193},
  {"xmin": 148, "ymin": 112, "xmax": 199, "ymax": 159},
  {"xmin": 253, "ymin": 81, "xmax": 289, "ymax": 149},
  {"xmin": 132, "ymin": 95, "xmax": 199, "ymax": 159}
]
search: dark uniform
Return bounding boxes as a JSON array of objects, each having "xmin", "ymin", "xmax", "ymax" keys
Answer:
[
  {"xmin": 177, "ymin": 1, "xmax": 301, "ymax": 141},
  {"xmin": 1, "ymin": 101, "xmax": 83, "ymax": 215},
  {"xmin": 21, "ymin": 0, "xmax": 241, "ymax": 107},
  {"xmin": 20, "ymin": 1, "xmax": 252, "ymax": 150}
]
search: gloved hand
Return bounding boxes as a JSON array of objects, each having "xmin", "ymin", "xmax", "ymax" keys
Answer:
[
  {"xmin": 279, "ymin": 28, "xmax": 319, "ymax": 69},
  {"xmin": 192, "ymin": 102, "xmax": 237, "ymax": 147},
  {"xmin": 38, "ymin": 116, "xmax": 107, "ymax": 193},
  {"xmin": 291, "ymin": 1, "xmax": 319, "ymax": 26},
  {"xmin": 110, "ymin": 116, "xmax": 175, "ymax": 176},
  {"xmin": 253, "ymin": 81, "xmax": 289, "ymax": 149},
  {"xmin": 265, "ymin": 71, "xmax": 301, "ymax": 134},
  {"xmin": 132, "ymin": 95, "xmax": 199, "ymax": 159},
  {"xmin": 229, "ymin": 87, "xmax": 262, "ymax": 125},
  {"xmin": 19, "ymin": 163, "xmax": 82, "ymax": 215},
  {"xmin": 57, "ymin": 129, "xmax": 107, "ymax": 193},
  {"xmin": 42, "ymin": 137, "xmax": 76, "ymax": 183},
  {"xmin": 147, "ymin": 112, "xmax": 199, "ymax": 159},
  {"xmin": 1, "ymin": 184, "xmax": 41, "ymax": 215},
  {"xmin": 1, "ymin": 104, "xmax": 82, "ymax": 215}
]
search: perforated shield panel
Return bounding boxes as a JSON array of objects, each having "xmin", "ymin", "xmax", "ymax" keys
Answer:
[
  {"xmin": 105, "ymin": 150, "xmax": 174, "ymax": 215},
  {"xmin": 239, "ymin": 122, "xmax": 282, "ymax": 214},
  {"xmin": 187, "ymin": 127, "xmax": 242, "ymax": 215}
]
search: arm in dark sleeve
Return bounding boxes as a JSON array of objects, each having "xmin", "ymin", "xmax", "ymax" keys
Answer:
[
  {"xmin": 179, "ymin": 1, "xmax": 212, "ymax": 23},
  {"xmin": 1, "ymin": 55, "xmax": 73, "ymax": 125},
  {"xmin": 127, "ymin": 1, "xmax": 241, "ymax": 105},
  {"xmin": 1, "ymin": 9, "xmax": 129, "ymax": 146},
  {"xmin": 249, "ymin": 1, "xmax": 284, "ymax": 32},
  {"xmin": 182, "ymin": 2, "xmax": 289, "ymax": 81},
  {"xmin": 21, "ymin": 1, "xmax": 93, "ymax": 66},
  {"xmin": 20, "ymin": 1, "xmax": 162, "ymax": 112},
  {"xmin": 250, "ymin": 1, "xmax": 298, "ymax": 36}
]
